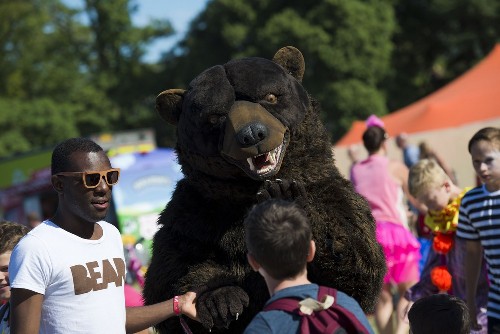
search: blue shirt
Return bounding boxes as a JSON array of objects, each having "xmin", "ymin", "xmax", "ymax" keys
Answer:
[
  {"xmin": 243, "ymin": 283, "xmax": 374, "ymax": 334},
  {"xmin": 403, "ymin": 145, "xmax": 420, "ymax": 168}
]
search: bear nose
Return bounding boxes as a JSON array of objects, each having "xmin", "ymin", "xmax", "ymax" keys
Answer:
[{"xmin": 236, "ymin": 122, "xmax": 269, "ymax": 147}]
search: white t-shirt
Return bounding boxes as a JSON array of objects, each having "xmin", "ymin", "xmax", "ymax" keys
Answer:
[{"xmin": 10, "ymin": 221, "xmax": 126, "ymax": 334}]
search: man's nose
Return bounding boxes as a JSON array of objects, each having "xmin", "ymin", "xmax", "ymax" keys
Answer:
[{"xmin": 95, "ymin": 176, "xmax": 110, "ymax": 190}]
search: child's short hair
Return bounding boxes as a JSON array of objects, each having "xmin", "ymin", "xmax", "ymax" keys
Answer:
[
  {"xmin": 468, "ymin": 127, "xmax": 500, "ymax": 153},
  {"xmin": 362, "ymin": 126, "xmax": 387, "ymax": 154},
  {"xmin": 0, "ymin": 220, "xmax": 30, "ymax": 254},
  {"xmin": 408, "ymin": 294, "xmax": 470, "ymax": 334},
  {"xmin": 408, "ymin": 159, "xmax": 450, "ymax": 198},
  {"xmin": 244, "ymin": 199, "xmax": 311, "ymax": 280}
]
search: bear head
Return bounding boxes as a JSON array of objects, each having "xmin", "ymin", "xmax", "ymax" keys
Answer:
[{"xmin": 156, "ymin": 47, "xmax": 313, "ymax": 183}]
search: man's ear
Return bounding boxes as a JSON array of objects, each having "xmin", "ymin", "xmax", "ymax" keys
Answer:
[
  {"xmin": 51, "ymin": 175, "xmax": 64, "ymax": 194},
  {"xmin": 156, "ymin": 89, "xmax": 185, "ymax": 125},
  {"xmin": 307, "ymin": 240, "xmax": 316, "ymax": 263},
  {"xmin": 247, "ymin": 253, "xmax": 260, "ymax": 272}
]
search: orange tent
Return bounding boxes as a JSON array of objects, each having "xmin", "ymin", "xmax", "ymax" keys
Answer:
[
  {"xmin": 333, "ymin": 44, "xmax": 500, "ymax": 186},
  {"xmin": 336, "ymin": 43, "xmax": 500, "ymax": 147}
]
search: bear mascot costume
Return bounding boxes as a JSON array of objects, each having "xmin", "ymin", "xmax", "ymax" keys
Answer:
[{"xmin": 143, "ymin": 46, "xmax": 386, "ymax": 333}]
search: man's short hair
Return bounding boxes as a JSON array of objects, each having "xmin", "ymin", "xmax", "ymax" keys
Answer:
[
  {"xmin": 408, "ymin": 294, "xmax": 470, "ymax": 334},
  {"xmin": 408, "ymin": 159, "xmax": 450, "ymax": 198},
  {"xmin": 362, "ymin": 126, "xmax": 387, "ymax": 154},
  {"xmin": 0, "ymin": 221, "xmax": 30, "ymax": 254},
  {"xmin": 468, "ymin": 127, "xmax": 500, "ymax": 153},
  {"xmin": 244, "ymin": 199, "xmax": 311, "ymax": 280},
  {"xmin": 51, "ymin": 138, "xmax": 104, "ymax": 175}
]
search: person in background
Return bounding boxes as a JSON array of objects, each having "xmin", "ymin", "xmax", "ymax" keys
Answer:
[
  {"xmin": 402, "ymin": 158, "xmax": 488, "ymax": 333},
  {"xmin": 26, "ymin": 212, "xmax": 42, "ymax": 229},
  {"xmin": 0, "ymin": 220, "xmax": 30, "ymax": 334},
  {"xmin": 457, "ymin": 127, "xmax": 500, "ymax": 333},
  {"xmin": 243, "ymin": 199, "xmax": 374, "ymax": 334},
  {"xmin": 347, "ymin": 144, "xmax": 363, "ymax": 180},
  {"xmin": 8, "ymin": 137, "xmax": 198, "ymax": 334},
  {"xmin": 408, "ymin": 294, "xmax": 471, "ymax": 334},
  {"xmin": 396, "ymin": 132, "xmax": 420, "ymax": 169},
  {"xmin": 351, "ymin": 116, "xmax": 422, "ymax": 334}
]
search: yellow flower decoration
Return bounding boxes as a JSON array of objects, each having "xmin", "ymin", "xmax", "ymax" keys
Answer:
[{"xmin": 424, "ymin": 187, "xmax": 471, "ymax": 234}]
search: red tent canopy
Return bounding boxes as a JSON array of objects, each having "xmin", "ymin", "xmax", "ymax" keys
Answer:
[{"xmin": 336, "ymin": 44, "xmax": 500, "ymax": 147}]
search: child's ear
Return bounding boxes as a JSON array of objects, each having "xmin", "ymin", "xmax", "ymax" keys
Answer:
[
  {"xmin": 307, "ymin": 240, "xmax": 316, "ymax": 262},
  {"xmin": 443, "ymin": 180, "xmax": 451, "ymax": 192},
  {"xmin": 247, "ymin": 253, "xmax": 260, "ymax": 272}
]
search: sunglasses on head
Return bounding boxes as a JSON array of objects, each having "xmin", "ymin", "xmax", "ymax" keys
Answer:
[{"xmin": 56, "ymin": 168, "xmax": 120, "ymax": 189}]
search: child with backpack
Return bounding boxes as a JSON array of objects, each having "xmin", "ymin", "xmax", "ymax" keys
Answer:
[{"xmin": 243, "ymin": 199, "xmax": 374, "ymax": 334}]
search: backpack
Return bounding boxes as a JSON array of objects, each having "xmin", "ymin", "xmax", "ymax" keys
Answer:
[{"xmin": 263, "ymin": 286, "xmax": 370, "ymax": 334}]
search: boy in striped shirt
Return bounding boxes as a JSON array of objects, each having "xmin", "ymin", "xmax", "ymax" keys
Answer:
[{"xmin": 458, "ymin": 127, "xmax": 500, "ymax": 333}]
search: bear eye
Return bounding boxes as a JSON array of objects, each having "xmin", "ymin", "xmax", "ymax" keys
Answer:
[{"xmin": 264, "ymin": 93, "xmax": 278, "ymax": 104}]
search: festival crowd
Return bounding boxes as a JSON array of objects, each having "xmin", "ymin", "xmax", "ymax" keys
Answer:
[{"xmin": 0, "ymin": 124, "xmax": 499, "ymax": 334}]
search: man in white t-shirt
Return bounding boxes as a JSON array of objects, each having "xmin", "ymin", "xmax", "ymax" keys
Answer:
[{"xmin": 9, "ymin": 138, "xmax": 198, "ymax": 334}]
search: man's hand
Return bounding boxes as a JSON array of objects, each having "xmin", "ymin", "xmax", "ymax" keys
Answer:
[{"xmin": 179, "ymin": 291, "xmax": 198, "ymax": 320}]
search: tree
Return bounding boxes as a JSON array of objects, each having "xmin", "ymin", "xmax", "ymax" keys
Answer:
[
  {"xmin": 0, "ymin": 0, "xmax": 175, "ymax": 158},
  {"xmin": 385, "ymin": 0, "xmax": 500, "ymax": 111},
  {"xmin": 161, "ymin": 0, "xmax": 396, "ymax": 141}
]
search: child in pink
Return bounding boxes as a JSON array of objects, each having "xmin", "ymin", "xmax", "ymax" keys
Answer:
[{"xmin": 351, "ymin": 118, "xmax": 421, "ymax": 334}]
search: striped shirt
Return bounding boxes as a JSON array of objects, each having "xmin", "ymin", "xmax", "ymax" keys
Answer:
[{"xmin": 457, "ymin": 184, "xmax": 500, "ymax": 319}]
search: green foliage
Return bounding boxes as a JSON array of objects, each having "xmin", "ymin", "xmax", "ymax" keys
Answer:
[
  {"xmin": 162, "ymin": 0, "xmax": 396, "ymax": 141},
  {"xmin": 0, "ymin": 0, "xmax": 174, "ymax": 158},
  {"xmin": 386, "ymin": 0, "xmax": 500, "ymax": 110},
  {"xmin": 0, "ymin": 97, "xmax": 79, "ymax": 157},
  {"xmin": 1, "ymin": 0, "xmax": 500, "ymax": 158}
]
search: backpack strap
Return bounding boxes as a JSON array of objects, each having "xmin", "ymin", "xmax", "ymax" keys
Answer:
[
  {"xmin": 263, "ymin": 297, "xmax": 302, "ymax": 313},
  {"xmin": 318, "ymin": 286, "xmax": 370, "ymax": 334},
  {"xmin": 263, "ymin": 286, "xmax": 337, "ymax": 314},
  {"xmin": 318, "ymin": 286, "xmax": 338, "ymax": 302}
]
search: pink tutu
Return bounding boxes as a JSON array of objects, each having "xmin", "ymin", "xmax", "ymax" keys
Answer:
[
  {"xmin": 376, "ymin": 221, "xmax": 421, "ymax": 285},
  {"xmin": 124, "ymin": 284, "xmax": 144, "ymax": 307}
]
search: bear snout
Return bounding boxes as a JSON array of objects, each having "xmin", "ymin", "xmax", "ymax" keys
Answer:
[{"xmin": 236, "ymin": 121, "xmax": 269, "ymax": 147}]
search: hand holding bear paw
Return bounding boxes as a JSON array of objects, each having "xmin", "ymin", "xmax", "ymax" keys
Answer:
[{"xmin": 196, "ymin": 285, "xmax": 249, "ymax": 330}]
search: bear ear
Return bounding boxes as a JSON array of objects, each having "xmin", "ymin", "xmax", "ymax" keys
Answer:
[
  {"xmin": 272, "ymin": 46, "xmax": 305, "ymax": 82},
  {"xmin": 156, "ymin": 89, "xmax": 185, "ymax": 125}
]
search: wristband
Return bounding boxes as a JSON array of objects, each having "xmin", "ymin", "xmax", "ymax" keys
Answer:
[{"xmin": 173, "ymin": 295, "xmax": 181, "ymax": 316}]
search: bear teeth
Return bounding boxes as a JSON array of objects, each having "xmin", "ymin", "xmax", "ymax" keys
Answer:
[{"xmin": 247, "ymin": 149, "xmax": 280, "ymax": 174}]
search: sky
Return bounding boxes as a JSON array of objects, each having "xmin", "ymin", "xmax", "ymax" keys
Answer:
[{"xmin": 63, "ymin": 0, "xmax": 209, "ymax": 62}]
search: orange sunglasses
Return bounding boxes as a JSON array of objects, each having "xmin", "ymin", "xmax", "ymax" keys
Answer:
[{"xmin": 56, "ymin": 168, "xmax": 120, "ymax": 189}]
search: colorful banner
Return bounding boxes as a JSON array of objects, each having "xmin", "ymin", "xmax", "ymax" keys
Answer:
[{"xmin": 110, "ymin": 149, "xmax": 183, "ymax": 253}]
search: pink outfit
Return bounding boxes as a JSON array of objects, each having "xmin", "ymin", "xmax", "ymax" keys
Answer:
[
  {"xmin": 124, "ymin": 284, "xmax": 144, "ymax": 307},
  {"xmin": 351, "ymin": 155, "xmax": 420, "ymax": 284},
  {"xmin": 351, "ymin": 155, "xmax": 403, "ymax": 224}
]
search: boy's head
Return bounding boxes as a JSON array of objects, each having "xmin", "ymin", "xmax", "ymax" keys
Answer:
[
  {"xmin": 409, "ymin": 159, "xmax": 453, "ymax": 211},
  {"xmin": 468, "ymin": 127, "xmax": 500, "ymax": 192},
  {"xmin": 408, "ymin": 294, "xmax": 470, "ymax": 334},
  {"xmin": 244, "ymin": 199, "xmax": 313, "ymax": 280},
  {"xmin": 0, "ymin": 221, "xmax": 30, "ymax": 302}
]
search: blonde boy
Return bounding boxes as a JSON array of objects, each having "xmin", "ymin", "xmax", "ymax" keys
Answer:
[{"xmin": 404, "ymin": 159, "xmax": 488, "ymax": 332}]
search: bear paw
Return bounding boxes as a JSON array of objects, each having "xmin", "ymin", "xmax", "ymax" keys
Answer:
[{"xmin": 196, "ymin": 285, "xmax": 249, "ymax": 330}]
